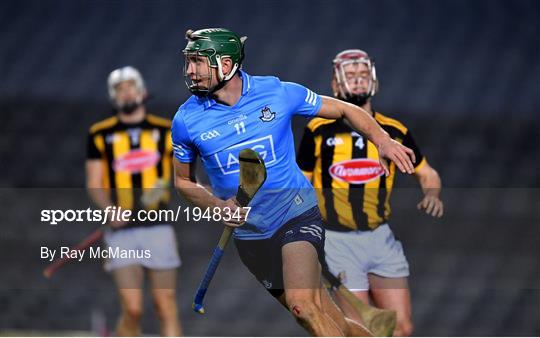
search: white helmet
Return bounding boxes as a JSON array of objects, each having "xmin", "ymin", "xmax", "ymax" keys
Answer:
[{"xmin": 107, "ymin": 66, "xmax": 146, "ymax": 100}]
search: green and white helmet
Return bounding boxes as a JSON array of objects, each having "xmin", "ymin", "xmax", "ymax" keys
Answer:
[{"xmin": 183, "ymin": 28, "xmax": 247, "ymax": 95}]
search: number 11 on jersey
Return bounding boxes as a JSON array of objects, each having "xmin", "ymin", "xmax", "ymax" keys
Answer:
[{"xmin": 234, "ymin": 122, "xmax": 246, "ymax": 134}]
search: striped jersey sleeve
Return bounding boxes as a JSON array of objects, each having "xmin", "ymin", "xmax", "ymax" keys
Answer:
[
  {"xmin": 171, "ymin": 109, "xmax": 197, "ymax": 163},
  {"xmin": 282, "ymin": 81, "xmax": 322, "ymax": 118}
]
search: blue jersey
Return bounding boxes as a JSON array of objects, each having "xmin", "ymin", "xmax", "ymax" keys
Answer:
[{"xmin": 172, "ymin": 71, "xmax": 322, "ymax": 240}]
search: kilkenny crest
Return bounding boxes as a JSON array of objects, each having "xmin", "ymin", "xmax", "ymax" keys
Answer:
[{"xmin": 259, "ymin": 106, "xmax": 276, "ymax": 122}]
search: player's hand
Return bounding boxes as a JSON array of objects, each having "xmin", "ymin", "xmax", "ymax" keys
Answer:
[
  {"xmin": 417, "ymin": 195, "xmax": 444, "ymax": 218},
  {"xmin": 141, "ymin": 178, "xmax": 169, "ymax": 207},
  {"xmin": 218, "ymin": 198, "xmax": 247, "ymax": 228},
  {"xmin": 377, "ymin": 137, "xmax": 416, "ymax": 175}
]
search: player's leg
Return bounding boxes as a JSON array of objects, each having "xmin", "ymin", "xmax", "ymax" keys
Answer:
[
  {"xmin": 105, "ymin": 228, "xmax": 146, "ymax": 336},
  {"xmin": 368, "ymin": 224, "xmax": 412, "ymax": 336},
  {"xmin": 142, "ymin": 225, "xmax": 182, "ymax": 336},
  {"xmin": 324, "ymin": 229, "xmax": 371, "ymax": 324},
  {"xmin": 369, "ymin": 275, "xmax": 413, "ymax": 337},
  {"xmin": 148, "ymin": 269, "xmax": 182, "ymax": 337},
  {"xmin": 112, "ymin": 265, "xmax": 144, "ymax": 336},
  {"xmin": 234, "ymin": 207, "xmax": 369, "ymax": 336},
  {"xmin": 281, "ymin": 240, "xmax": 344, "ymax": 336},
  {"xmin": 234, "ymin": 235, "xmax": 341, "ymax": 334}
]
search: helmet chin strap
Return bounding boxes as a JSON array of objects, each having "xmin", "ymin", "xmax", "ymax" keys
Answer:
[
  {"xmin": 206, "ymin": 57, "xmax": 240, "ymax": 95},
  {"xmin": 208, "ymin": 71, "xmax": 239, "ymax": 95},
  {"xmin": 215, "ymin": 55, "xmax": 239, "ymax": 81}
]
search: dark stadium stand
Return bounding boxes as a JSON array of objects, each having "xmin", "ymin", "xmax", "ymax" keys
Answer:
[{"xmin": 0, "ymin": 0, "xmax": 539, "ymax": 336}]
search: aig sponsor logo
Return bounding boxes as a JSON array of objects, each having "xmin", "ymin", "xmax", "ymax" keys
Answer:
[
  {"xmin": 214, "ymin": 135, "xmax": 277, "ymax": 175},
  {"xmin": 329, "ymin": 159, "xmax": 384, "ymax": 184},
  {"xmin": 200, "ymin": 130, "xmax": 221, "ymax": 141}
]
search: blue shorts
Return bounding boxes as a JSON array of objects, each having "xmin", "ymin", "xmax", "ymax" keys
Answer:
[{"xmin": 234, "ymin": 206, "xmax": 325, "ymax": 298}]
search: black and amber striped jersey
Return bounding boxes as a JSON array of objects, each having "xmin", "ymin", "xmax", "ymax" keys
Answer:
[
  {"xmin": 297, "ymin": 112, "xmax": 426, "ymax": 231},
  {"xmin": 87, "ymin": 114, "xmax": 173, "ymax": 223}
]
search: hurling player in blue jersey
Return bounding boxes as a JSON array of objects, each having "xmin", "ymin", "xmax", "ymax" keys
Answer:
[{"xmin": 172, "ymin": 28, "xmax": 416, "ymax": 337}]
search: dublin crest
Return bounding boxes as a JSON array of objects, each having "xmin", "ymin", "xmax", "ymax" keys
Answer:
[{"xmin": 259, "ymin": 106, "xmax": 276, "ymax": 122}]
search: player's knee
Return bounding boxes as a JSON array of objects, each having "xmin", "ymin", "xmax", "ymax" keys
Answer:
[
  {"xmin": 394, "ymin": 318, "xmax": 413, "ymax": 337},
  {"xmin": 153, "ymin": 290, "xmax": 176, "ymax": 320},
  {"xmin": 123, "ymin": 304, "xmax": 143, "ymax": 322}
]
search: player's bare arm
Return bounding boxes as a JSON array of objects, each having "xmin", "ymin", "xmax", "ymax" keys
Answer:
[
  {"xmin": 414, "ymin": 162, "xmax": 444, "ymax": 218},
  {"xmin": 173, "ymin": 157, "xmax": 246, "ymax": 226},
  {"xmin": 86, "ymin": 159, "xmax": 109, "ymax": 208},
  {"xmin": 85, "ymin": 159, "xmax": 127, "ymax": 228},
  {"xmin": 317, "ymin": 96, "xmax": 416, "ymax": 175}
]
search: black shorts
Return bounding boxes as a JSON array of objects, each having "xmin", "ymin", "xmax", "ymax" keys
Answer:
[{"xmin": 234, "ymin": 206, "xmax": 325, "ymax": 298}]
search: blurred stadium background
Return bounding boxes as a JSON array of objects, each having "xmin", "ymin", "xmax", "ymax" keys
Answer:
[{"xmin": 0, "ymin": 0, "xmax": 539, "ymax": 336}]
